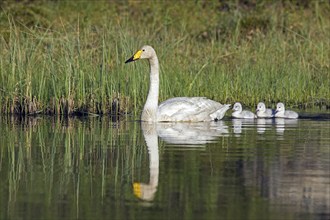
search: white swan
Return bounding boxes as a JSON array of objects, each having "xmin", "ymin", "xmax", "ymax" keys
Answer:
[
  {"xmin": 232, "ymin": 102, "xmax": 256, "ymax": 119},
  {"xmin": 275, "ymin": 102, "xmax": 299, "ymax": 119},
  {"xmin": 125, "ymin": 45, "xmax": 231, "ymax": 122},
  {"xmin": 256, "ymin": 102, "xmax": 274, "ymax": 118}
]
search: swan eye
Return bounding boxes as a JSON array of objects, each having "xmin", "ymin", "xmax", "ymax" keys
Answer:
[{"xmin": 142, "ymin": 49, "xmax": 145, "ymax": 52}]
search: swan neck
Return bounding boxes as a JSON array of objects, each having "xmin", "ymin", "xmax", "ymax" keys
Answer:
[{"xmin": 142, "ymin": 55, "xmax": 159, "ymax": 122}]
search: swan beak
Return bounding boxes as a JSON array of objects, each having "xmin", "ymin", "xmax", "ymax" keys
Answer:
[
  {"xmin": 125, "ymin": 50, "xmax": 142, "ymax": 63},
  {"xmin": 133, "ymin": 182, "xmax": 142, "ymax": 199}
]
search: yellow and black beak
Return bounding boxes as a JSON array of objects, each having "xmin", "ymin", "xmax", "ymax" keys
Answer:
[
  {"xmin": 133, "ymin": 182, "xmax": 142, "ymax": 199},
  {"xmin": 125, "ymin": 50, "xmax": 142, "ymax": 63}
]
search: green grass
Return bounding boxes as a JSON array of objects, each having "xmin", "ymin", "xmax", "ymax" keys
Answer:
[{"xmin": 0, "ymin": 0, "xmax": 329, "ymax": 116}]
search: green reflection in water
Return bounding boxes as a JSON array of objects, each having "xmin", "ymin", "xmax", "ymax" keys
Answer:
[
  {"xmin": 0, "ymin": 117, "xmax": 146, "ymax": 220},
  {"xmin": 0, "ymin": 116, "xmax": 329, "ymax": 220}
]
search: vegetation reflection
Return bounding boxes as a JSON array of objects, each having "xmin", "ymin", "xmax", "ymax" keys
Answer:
[{"xmin": 0, "ymin": 116, "xmax": 329, "ymax": 220}]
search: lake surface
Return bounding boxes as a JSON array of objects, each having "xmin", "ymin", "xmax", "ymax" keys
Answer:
[{"xmin": 0, "ymin": 113, "xmax": 329, "ymax": 220}]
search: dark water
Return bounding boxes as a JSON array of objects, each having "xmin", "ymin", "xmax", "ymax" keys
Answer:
[{"xmin": 0, "ymin": 114, "xmax": 329, "ymax": 220}]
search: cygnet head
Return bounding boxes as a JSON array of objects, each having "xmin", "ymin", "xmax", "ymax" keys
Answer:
[
  {"xmin": 256, "ymin": 102, "xmax": 266, "ymax": 112},
  {"xmin": 125, "ymin": 45, "xmax": 156, "ymax": 63},
  {"xmin": 275, "ymin": 102, "xmax": 285, "ymax": 113},
  {"xmin": 233, "ymin": 102, "xmax": 242, "ymax": 112}
]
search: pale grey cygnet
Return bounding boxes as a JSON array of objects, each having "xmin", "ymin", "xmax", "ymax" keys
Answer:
[
  {"xmin": 256, "ymin": 102, "xmax": 274, "ymax": 118},
  {"xmin": 232, "ymin": 102, "xmax": 257, "ymax": 119},
  {"xmin": 275, "ymin": 102, "xmax": 299, "ymax": 119}
]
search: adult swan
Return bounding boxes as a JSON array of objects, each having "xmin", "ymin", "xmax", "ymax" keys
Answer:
[{"xmin": 125, "ymin": 45, "xmax": 231, "ymax": 122}]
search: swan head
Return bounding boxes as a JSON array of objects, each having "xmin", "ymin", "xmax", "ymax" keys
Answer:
[
  {"xmin": 133, "ymin": 182, "xmax": 156, "ymax": 201},
  {"xmin": 275, "ymin": 102, "xmax": 285, "ymax": 114},
  {"xmin": 256, "ymin": 102, "xmax": 266, "ymax": 112},
  {"xmin": 233, "ymin": 102, "xmax": 242, "ymax": 112},
  {"xmin": 125, "ymin": 45, "xmax": 156, "ymax": 63}
]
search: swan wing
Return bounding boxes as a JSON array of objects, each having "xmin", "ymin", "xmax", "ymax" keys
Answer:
[
  {"xmin": 233, "ymin": 110, "xmax": 256, "ymax": 119},
  {"xmin": 284, "ymin": 110, "xmax": 299, "ymax": 119},
  {"xmin": 157, "ymin": 97, "xmax": 228, "ymax": 121},
  {"xmin": 242, "ymin": 110, "xmax": 257, "ymax": 119},
  {"xmin": 257, "ymin": 108, "xmax": 274, "ymax": 118}
]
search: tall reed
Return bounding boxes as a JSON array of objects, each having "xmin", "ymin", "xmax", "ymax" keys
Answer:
[{"xmin": 0, "ymin": 1, "xmax": 329, "ymax": 116}]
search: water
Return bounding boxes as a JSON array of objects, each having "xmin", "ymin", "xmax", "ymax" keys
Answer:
[{"xmin": 0, "ymin": 114, "xmax": 329, "ymax": 220}]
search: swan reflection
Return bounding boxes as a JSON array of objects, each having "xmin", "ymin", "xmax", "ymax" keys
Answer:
[
  {"xmin": 133, "ymin": 121, "xmax": 229, "ymax": 202},
  {"xmin": 156, "ymin": 121, "xmax": 229, "ymax": 146},
  {"xmin": 256, "ymin": 118, "xmax": 273, "ymax": 134},
  {"xmin": 231, "ymin": 119, "xmax": 255, "ymax": 136},
  {"xmin": 232, "ymin": 119, "xmax": 243, "ymax": 134},
  {"xmin": 275, "ymin": 118, "xmax": 298, "ymax": 135},
  {"xmin": 275, "ymin": 118, "xmax": 285, "ymax": 134},
  {"xmin": 133, "ymin": 123, "xmax": 159, "ymax": 202}
]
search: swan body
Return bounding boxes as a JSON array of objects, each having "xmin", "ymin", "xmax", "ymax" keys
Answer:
[
  {"xmin": 232, "ymin": 102, "xmax": 256, "ymax": 119},
  {"xmin": 125, "ymin": 45, "xmax": 231, "ymax": 122},
  {"xmin": 275, "ymin": 102, "xmax": 299, "ymax": 119},
  {"xmin": 256, "ymin": 102, "xmax": 274, "ymax": 118}
]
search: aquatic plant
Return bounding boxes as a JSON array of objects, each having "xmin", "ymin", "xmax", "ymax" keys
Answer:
[{"xmin": 0, "ymin": 0, "xmax": 329, "ymax": 116}]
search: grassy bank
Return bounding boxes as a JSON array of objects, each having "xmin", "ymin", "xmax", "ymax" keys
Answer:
[{"xmin": 0, "ymin": 0, "xmax": 329, "ymax": 116}]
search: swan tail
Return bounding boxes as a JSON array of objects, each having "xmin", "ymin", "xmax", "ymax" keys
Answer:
[{"xmin": 210, "ymin": 104, "xmax": 231, "ymax": 121}]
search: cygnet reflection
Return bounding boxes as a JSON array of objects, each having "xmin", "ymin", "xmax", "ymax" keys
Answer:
[
  {"xmin": 231, "ymin": 118, "xmax": 255, "ymax": 136},
  {"xmin": 256, "ymin": 118, "xmax": 273, "ymax": 134},
  {"xmin": 275, "ymin": 118, "xmax": 299, "ymax": 135}
]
